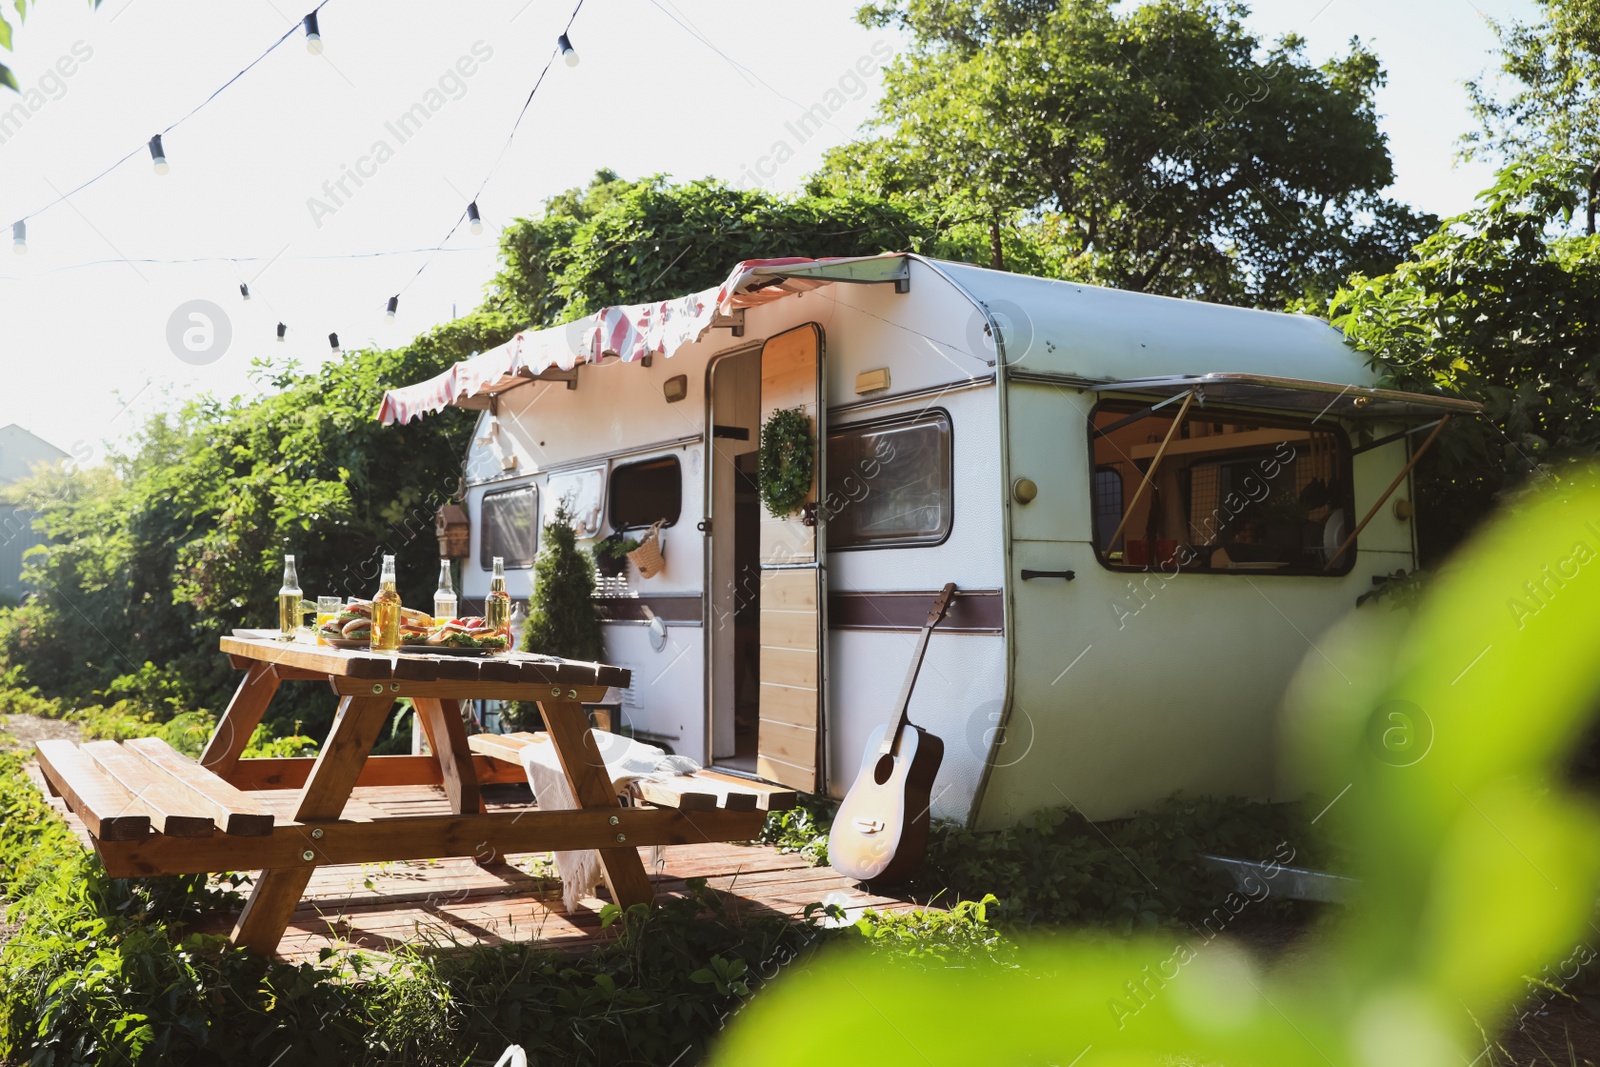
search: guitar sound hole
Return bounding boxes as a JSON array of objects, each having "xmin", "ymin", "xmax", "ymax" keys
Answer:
[{"xmin": 872, "ymin": 754, "xmax": 895, "ymax": 785}]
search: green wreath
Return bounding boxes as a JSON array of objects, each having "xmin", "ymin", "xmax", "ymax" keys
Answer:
[{"xmin": 758, "ymin": 407, "xmax": 814, "ymax": 518}]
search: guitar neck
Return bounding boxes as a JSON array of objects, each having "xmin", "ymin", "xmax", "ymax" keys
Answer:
[{"xmin": 878, "ymin": 586, "xmax": 953, "ymax": 755}]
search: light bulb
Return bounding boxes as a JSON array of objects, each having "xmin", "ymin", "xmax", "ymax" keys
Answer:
[
  {"xmin": 276, "ymin": 322, "xmax": 287, "ymax": 342},
  {"xmin": 240, "ymin": 282, "xmax": 251, "ymax": 301},
  {"xmin": 467, "ymin": 200, "xmax": 483, "ymax": 236},
  {"xmin": 558, "ymin": 33, "xmax": 579, "ymax": 67},
  {"xmin": 149, "ymin": 134, "xmax": 167, "ymax": 176},
  {"xmin": 329, "ymin": 331, "xmax": 341, "ymax": 356},
  {"xmin": 11, "ymin": 220, "xmax": 24, "ymax": 255},
  {"xmin": 385, "ymin": 295, "xmax": 399, "ymax": 322},
  {"xmin": 303, "ymin": 12, "xmax": 322, "ymax": 54}
]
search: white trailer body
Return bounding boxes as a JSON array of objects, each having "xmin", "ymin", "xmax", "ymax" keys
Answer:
[{"xmin": 382, "ymin": 253, "xmax": 1471, "ymax": 826}]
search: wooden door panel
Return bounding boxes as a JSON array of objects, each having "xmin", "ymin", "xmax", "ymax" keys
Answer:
[{"xmin": 757, "ymin": 324, "xmax": 823, "ymax": 794}]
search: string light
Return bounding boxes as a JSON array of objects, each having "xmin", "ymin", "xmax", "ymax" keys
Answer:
[
  {"xmin": 558, "ymin": 33, "xmax": 579, "ymax": 66},
  {"xmin": 467, "ymin": 201, "xmax": 483, "ymax": 236},
  {"xmin": 303, "ymin": 11, "xmax": 323, "ymax": 54},
  {"xmin": 11, "ymin": 221, "xmax": 25, "ymax": 255},
  {"xmin": 239, "ymin": 282, "xmax": 251, "ymax": 301},
  {"xmin": 385, "ymin": 295, "xmax": 399, "ymax": 321},
  {"xmin": 329, "ymin": 332, "xmax": 341, "ymax": 355},
  {"xmin": 149, "ymin": 135, "xmax": 168, "ymax": 176},
  {"xmin": 276, "ymin": 322, "xmax": 287, "ymax": 342}
]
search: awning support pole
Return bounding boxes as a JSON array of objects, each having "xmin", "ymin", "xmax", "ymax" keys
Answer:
[
  {"xmin": 1349, "ymin": 417, "xmax": 1444, "ymax": 457},
  {"xmin": 1323, "ymin": 415, "xmax": 1450, "ymax": 572},
  {"xmin": 1106, "ymin": 390, "xmax": 1195, "ymax": 553}
]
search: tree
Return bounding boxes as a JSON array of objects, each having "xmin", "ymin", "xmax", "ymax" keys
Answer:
[
  {"xmin": 1465, "ymin": 0, "xmax": 1600, "ymax": 234},
  {"xmin": 811, "ymin": 0, "xmax": 1435, "ymax": 307},
  {"xmin": 509, "ymin": 499, "xmax": 605, "ymax": 729},
  {"xmin": 485, "ymin": 171, "xmax": 996, "ymax": 325},
  {"xmin": 1329, "ymin": 156, "xmax": 1600, "ymax": 562}
]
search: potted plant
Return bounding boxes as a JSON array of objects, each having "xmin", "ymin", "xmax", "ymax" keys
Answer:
[{"xmin": 593, "ymin": 532, "xmax": 640, "ymax": 578}]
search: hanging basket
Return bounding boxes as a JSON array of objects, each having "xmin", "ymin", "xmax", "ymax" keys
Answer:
[{"xmin": 627, "ymin": 521, "xmax": 667, "ymax": 579}]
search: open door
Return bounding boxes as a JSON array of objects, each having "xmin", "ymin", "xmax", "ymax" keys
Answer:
[{"xmin": 755, "ymin": 324, "xmax": 825, "ymax": 793}]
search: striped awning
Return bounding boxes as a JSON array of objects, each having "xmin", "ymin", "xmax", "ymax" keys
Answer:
[{"xmin": 377, "ymin": 255, "xmax": 907, "ymax": 425}]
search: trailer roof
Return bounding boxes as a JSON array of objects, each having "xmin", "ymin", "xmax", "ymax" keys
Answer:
[
  {"xmin": 379, "ymin": 253, "xmax": 1474, "ymax": 425},
  {"xmin": 377, "ymin": 255, "xmax": 908, "ymax": 425}
]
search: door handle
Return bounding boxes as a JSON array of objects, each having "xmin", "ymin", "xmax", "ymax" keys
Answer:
[{"xmin": 1021, "ymin": 569, "xmax": 1075, "ymax": 581}]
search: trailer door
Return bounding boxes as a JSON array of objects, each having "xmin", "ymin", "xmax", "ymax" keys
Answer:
[{"xmin": 756, "ymin": 323, "xmax": 826, "ymax": 793}]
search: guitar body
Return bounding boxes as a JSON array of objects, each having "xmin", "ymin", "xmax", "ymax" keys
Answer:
[{"xmin": 829, "ymin": 718, "xmax": 946, "ymax": 885}]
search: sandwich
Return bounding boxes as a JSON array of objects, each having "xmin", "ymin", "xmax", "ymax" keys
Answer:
[
  {"xmin": 319, "ymin": 601, "xmax": 434, "ymax": 644},
  {"xmin": 321, "ymin": 601, "xmax": 372, "ymax": 642},
  {"xmin": 427, "ymin": 616, "xmax": 510, "ymax": 651}
]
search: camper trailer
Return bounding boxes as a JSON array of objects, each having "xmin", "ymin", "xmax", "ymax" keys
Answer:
[{"xmin": 380, "ymin": 253, "xmax": 1474, "ymax": 829}]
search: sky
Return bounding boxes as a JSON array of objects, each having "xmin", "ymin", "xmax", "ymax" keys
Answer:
[{"xmin": 0, "ymin": 0, "xmax": 1539, "ymax": 464}]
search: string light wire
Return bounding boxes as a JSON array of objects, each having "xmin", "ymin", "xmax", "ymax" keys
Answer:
[
  {"xmin": 8, "ymin": 1, "xmax": 334, "ymax": 227},
  {"xmin": 397, "ymin": 0, "xmax": 588, "ymax": 297}
]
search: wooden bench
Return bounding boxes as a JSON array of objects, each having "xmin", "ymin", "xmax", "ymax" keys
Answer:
[
  {"xmin": 32, "ymin": 636, "xmax": 787, "ymax": 955},
  {"xmin": 35, "ymin": 737, "xmax": 275, "ymax": 845},
  {"xmin": 467, "ymin": 731, "xmax": 798, "ymax": 814}
]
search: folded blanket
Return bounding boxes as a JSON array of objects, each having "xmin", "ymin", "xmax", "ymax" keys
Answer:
[{"xmin": 517, "ymin": 730, "xmax": 701, "ymax": 910}]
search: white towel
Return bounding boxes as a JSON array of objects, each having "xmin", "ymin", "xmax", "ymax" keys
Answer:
[{"xmin": 517, "ymin": 730, "xmax": 700, "ymax": 910}]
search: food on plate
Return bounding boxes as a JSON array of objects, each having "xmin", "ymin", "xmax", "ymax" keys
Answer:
[
  {"xmin": 427, "ymin": 616, "xmax": 511, "ymax": 651},
  {"xmin": 319, "ymin": 601, "xmax": 432, "ymax": 644}
]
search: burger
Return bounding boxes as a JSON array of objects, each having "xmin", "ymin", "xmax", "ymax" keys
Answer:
[
  {"xmin": 320, "ymin": 602, "xmax": 434, "ymax": 644},
  {"xmin": 427, "ymin": 616, "xmax": 510, "ymax": 652},
  {"xmin": 321, "ymin": 601, "xmax": 372, "ymax": 642}
]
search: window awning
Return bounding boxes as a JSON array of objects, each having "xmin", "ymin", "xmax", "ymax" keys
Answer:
[
  {"xmin": 1089, "ymin": 373, "xmax": 1481, "ymax": 421},
  {"xmin": 377, "ymin": 254, "xmax": 910, "ymax": 425}
]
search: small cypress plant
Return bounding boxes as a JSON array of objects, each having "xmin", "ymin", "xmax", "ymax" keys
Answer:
[{"xmin": 507, "ymin": 496, "xmax": 605, "ymax": 728}]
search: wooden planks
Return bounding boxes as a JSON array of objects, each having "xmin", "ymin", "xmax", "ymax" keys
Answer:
[
  {"xmin": 31, "ymin": 768, "xmax": 900, "ymax": 963},
  {"xmin": 94, "ymin": 805, "xmax": 767, "ymax": 878},
  {"xmin": 466, "ymin": 732, "xmax": 791, "ymax": 812},
  {"xmin": 695, "ymin": 769, "xmax": 798, "ymax": 812},
  {"xmin": 758, "ymin": 568, "xmax": 821, "ymax": 795},
  {"xmin": 34, "ymin": 740, "xmax": 151, "ymax": 841},
  {"xmin": 754, "ymin": 324, "xmax": 823, "ymax": 799},
  {"xmin": 226, "ymin": 753, "xmax": 524, "ymax": 791},
  {"xmin": 122, "ymin": 737, "xmax": 274, "ymax": 836},
  {"xmin": 218, "ymin": 636, "xmax": 631, "ymax": 691},
  {"xmin": 79, "ymin": 740, "xmax": 217, "ymax": 837}
]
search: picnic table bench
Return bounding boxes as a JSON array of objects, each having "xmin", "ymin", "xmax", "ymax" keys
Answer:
[{"xmin": 33, "ymin": 633, "xmax": 782, "ymax": 955}]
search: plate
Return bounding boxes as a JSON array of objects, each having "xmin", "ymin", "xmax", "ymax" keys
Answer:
[
  {"xmin": 322, "ymin": 637, "xmax": 372, "ymax": 650},
  {"xmin": 1322, "ymin": 508, "xmax": 1349, "ymax": 561}
]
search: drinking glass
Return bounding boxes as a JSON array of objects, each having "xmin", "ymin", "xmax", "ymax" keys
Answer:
[{"xmin": 315, "ymin": 596, "xmax": 342, "ymax": 645}]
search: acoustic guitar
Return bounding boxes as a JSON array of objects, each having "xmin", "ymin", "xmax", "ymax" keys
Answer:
[{"xmin": 828, "ymin": 583, "xmax": 954, "ymax": 884}]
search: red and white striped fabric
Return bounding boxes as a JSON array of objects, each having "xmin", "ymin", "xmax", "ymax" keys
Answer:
[{"xmin": 377, "ymin": 256, "xmax": 877, "ymax": 425}]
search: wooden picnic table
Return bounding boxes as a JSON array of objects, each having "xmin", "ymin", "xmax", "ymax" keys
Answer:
[
  {"xmin": 191, "ymin": 633, "xmax": 647, "ymax": 953},
  {"xmin": 184, "ymin": 633, "xmax": 747, "ymax": 955},
  {"xmin": 31, "ymin": 632, "xmax": 780, "ymax": 957}
]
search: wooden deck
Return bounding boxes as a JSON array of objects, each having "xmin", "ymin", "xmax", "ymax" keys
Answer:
[{"xmin": 27, "ymin": 766, "xmax": 922, "ymax": 963}]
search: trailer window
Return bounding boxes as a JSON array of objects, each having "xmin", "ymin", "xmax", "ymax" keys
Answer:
[
  {"xmin": 1088, "ymin": 401, "xmax": 1353, "ymax": 575},
  {"xmin": 480, "ymin": 485, "xmax": 538, "ymax": 570},
  {"xmin": 609, "ymin": 455, "xmax": 682, "ymax": 531},
  {"xmin": 827, "ymin": 411, "xmax": 953, "ymax": 549}
]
